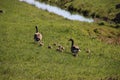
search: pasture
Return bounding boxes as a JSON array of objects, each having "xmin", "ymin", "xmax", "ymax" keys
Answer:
[{"xmin": 0, "ymin": 0, "xmax": 120, "ymax": 80}]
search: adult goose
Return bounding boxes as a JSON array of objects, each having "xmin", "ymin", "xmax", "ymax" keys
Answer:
[
  {"xmin": 69, "ymin": 38, "xmax": 81, "ymax": 57},
  {"xmin": 34, "ymin": 26, "xmax": 42, "ymax": 42}
]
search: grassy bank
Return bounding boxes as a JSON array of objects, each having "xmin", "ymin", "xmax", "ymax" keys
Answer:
[
  {"xmin": 0, "ymin": 0, "xmax": 120, "ymax": 80},
  {"xmin": 38, "ymin": 0, "xmax": 120, "ymax": 25}
]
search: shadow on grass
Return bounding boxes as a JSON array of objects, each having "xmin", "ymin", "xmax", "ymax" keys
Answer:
[
  {"xmin": 29, "ymin": 41, "xmax": 36, "ymax": 44},
  {"xmin": 64, "ymin": 51, "xmax": 74, "ymax": 57}
]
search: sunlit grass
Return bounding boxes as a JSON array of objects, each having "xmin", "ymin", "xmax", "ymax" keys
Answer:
[{"xmin": 0, "ymin": 0, "xmax": 120, "ymax": 80}]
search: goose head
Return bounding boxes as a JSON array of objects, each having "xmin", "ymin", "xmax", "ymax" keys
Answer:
[
  {"xmin": 35, "ymin": 25, "xmax": 38, "ymax": 33},
  {"xmin": 68, "ymin": 38, "xmax": 74, "ymax": 41}
]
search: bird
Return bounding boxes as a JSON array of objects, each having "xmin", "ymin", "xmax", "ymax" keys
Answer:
[
  {"xmin": 86, "ymin": 48, "xmax": 91, "ymax": 58},
  {"xmin": 86, "ymin": 48, "xmax": 90, "ymax": 53},
  {"xmin": 39, "ymin": 41, "xmax": 44, "ymax": 46},
  {"xmin": 53, "ymin": 43, "xmax": 57, "ymax": 46},
  {"xmin": 69, "ymin": 38, "xmax": 81, "ymax": 57},
  {"xmin": 34, "ymin": 26, "xmax": 42, "ymax": 42},
  {"xmin": 56, "ymin": 45, "xmax": 65, "ymax": 52},
  {"xmin": 48, "ymin": 45, "xmax": 52, "ymax": 49}
]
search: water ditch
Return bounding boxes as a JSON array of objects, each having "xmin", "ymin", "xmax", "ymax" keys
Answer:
[{"xmin": 19, "ymin": 0, "xmax": 94, "ymax": 23}]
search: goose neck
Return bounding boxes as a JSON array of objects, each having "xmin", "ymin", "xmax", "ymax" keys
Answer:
[
  {"xmin": 36, "ymin": 27, "xmax": 38, "ymax": 33},
  {"xmin": 71, "ymin": 40, "xmax": 74, "ymax": 46}
]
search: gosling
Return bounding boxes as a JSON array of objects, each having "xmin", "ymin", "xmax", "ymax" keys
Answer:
[
  {"xmin": 39, "ymin": 41, "xmax": 44, "ymax": 46},
  {"xmin": 48, "ymin": 45, "xmax": 52, "ymax": 49},
  {"xmin": 56, "ymin": 45, "xmax": 65, "ymax": 52},
  {"xmin": 86, "ymin": 48, "xmax": 91, "ymax": 58}
]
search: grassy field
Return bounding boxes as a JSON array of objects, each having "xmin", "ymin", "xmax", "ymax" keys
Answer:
[{"xmin": 0, "ymin": 0, "xmax": 120, "ymax": 80}]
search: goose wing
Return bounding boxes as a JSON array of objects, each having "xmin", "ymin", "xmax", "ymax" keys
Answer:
[
  {"xmin": 34, "ymin": 32, "xmax": 42, "ymax": 40},
  {"xmin": 71, "ymin": 45, "xmax": 80, "ymax": 53}
]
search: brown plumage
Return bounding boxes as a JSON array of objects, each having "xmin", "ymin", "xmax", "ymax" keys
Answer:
[
  {"xmin": 56, "ymin": 48, "xmax": 63, "ymax": 52},
  {"xmin": 86, "ymin": 48, "xmax": 91, "ymax": 58},
  {"xmin": 39, "ymin": 42, "xmax": 44, "ymax": 46},
  {"xmin": 53, "ymin": 43, "xmax": 57, "ymax": 46},
  {"xmin": 86, "ymin": 48, "xmax": 90, "ymax": 53},
  {"xmin": 56, "ymin": 45, "xmax": 65, "ymax": 52},
  {"xmin": 0, "ymin": 10, "xmax": 4, "ymax": 13},
  {"xmin": 48, "ymin": 45, "xmax": 52, "ymax": 49},
  {"xmin": 34, "ymin": 26, "xmax": 42, "ymax": 42},
  {"xmin": 69, "ymin": 38, "xmax": 80, "ymax": 57}
]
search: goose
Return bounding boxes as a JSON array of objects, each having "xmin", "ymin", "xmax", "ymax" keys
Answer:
[
  {"xmin": 34, "ymin": 26, "xmax": 42, "ymax": 42},
  {"xmin": 69, "ymin": 38, "xmax": 80, "ymax": 57}
]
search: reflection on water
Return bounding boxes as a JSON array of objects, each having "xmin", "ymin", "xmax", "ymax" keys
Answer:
[{"xmin": 19, "ymin": 0, "xmax": 94, "ymax": 22}]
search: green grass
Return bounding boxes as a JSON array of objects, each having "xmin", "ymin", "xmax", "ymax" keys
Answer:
[
  {"xmin": 0, "ymin": 0, "xmax": 120, "ymax": 80},
  {"xmin": 71, "ymin": 0, "xmax": 120, "ymax": 17}
]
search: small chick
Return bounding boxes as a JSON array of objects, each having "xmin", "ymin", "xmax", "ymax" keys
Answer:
[
  {"xmin": 86, "ymin": 48, "xmax": 91, "ymax": 58},
  {"xmin": 53, "ymin": 43, "xmax": 57, "ymax": 46},
  {"xmin": 56, "ymin": 48, "xmax": 63, "ymax": 52},
  {"xmin": 86, "ymin": 48, "xmax": 91, "ymax": 53},
  {"xmin": 39, "ymin": 42, "xmax": 44, "ymax": 46},
  {"xmin": 48, "ymin": 45, "xmax": 52, "ymax": 49},
  {"xmin": 56, "ymin": 45, "xmax": 65, "ymax": 52},
  {"xmin": 60, "ymin": 46, "xmax": 65, "ymax": 50}
]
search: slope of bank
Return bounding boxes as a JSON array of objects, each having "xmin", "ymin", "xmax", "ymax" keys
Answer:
[{"xmin": 38, "ymin": 0, "xmax": 120, "ymax": 26}]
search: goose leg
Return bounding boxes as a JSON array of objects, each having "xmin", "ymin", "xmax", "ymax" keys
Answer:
[{"xmin": 73, "ymin": 53, "xmax": 77, "ymax": 57}]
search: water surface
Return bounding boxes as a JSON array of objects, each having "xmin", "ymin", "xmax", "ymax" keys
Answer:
[{"xmin": 19, "ymin": 0, "xmax": 94, "ymax": 22}]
